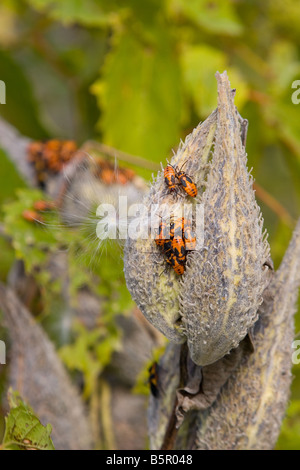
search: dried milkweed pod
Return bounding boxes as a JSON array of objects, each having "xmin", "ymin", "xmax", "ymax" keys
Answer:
[
  {"xmin": 124, "ymin": 108, "xmax": 217, "ymax": 345},
  {"xmin": 124, "ymin": 71, "xmax": 270, "ymax": 366},
  {"xmin": 181, "ymin": 72, "xmax": 271, "ymax": 365},
  {"xmin": 148, "ymin": 216, "xmax": 300, "ymax": 449},
  {"xmin": 192, "ymin": 212, "xmax": 298, "ymax": 449}
]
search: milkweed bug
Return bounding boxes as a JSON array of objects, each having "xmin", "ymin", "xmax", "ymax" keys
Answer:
[
  {"xmin": 164, "ymin": 165, "xmax": 176, "ymax": 192},
  {"xmin": 166, "ymin": 252, "xmax": 185, "ymax": 275},
  {"xmin": 163, "ymin": 161, "xmax": 197, "ymax": 198},
  {"xmin": 171, "ymin": 217, "xmax": 196, "ymax": 248},
  {"xmin": 155, "ymin": 221, "xmax": 167, "ymax": 246},
  {"xmin": 27, "ymin": 139, "xmax": 78, "ymax": 186},
  {"xmin": 171, "ymin": 217, "xmax": 186, "ymax": 238},
  {"xmin": 101, "ymin": 168, "xmax": 115, "ymax": 185},
  {"xmin": 94, "ymin": 159, "xmax": 136, "ymax": 186},
  {"xmin": 183, "ymin": 220, "xmax": 197, "ymax": 250},
  {"xmin": 122, "ymin": 168, "xmax": 135, "ymax": 182},
  {"xmin": 155, "ymin": 217, "xmax": 188, "ymax": 275},
  {"xmin": 148, "ymin": 362, "xmax": 159, "ymax": 398},
  {"xmin": 155, "ymin": 216, "xmax": 195, "ymax": 275},
  {"xmin": 22, "ymin": 210, "xmax": 44, "ymax": 224},
  {"xmin": 171, "ymin": 238, "xmax": 186, "ymax": 264},
  {"xmin": 176, "ymin": 170, "xmax": 198, "ymax": 198},
  {"xmin": 59, "ymin": 140, "xmax": 78, "ymax": 162},
  {"xmin": 155, "ymin": 219, "xmax": 173, "ymax": 246},
  {"xmin": 162, "ymin": 240, "xmax": 173, "ymax": 258},
  {"xmin": 33, "ymin": 200, "xmax": 55, "ymax": 211},
  {"xmin": 117, "ymin": 173, "xmax": 128, "ymax": 185}
]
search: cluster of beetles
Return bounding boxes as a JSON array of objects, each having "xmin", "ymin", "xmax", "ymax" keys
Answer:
[
  {"xmin": 27, "ymin": 139, "xmax": 78, "ymax": 187},
  {"xmin": 149, "ymin": 163, "xmax": 198, "ymax": 396},
  {"xmin": 154, "ymin": 163, "xmax": 197, "ymax": 276}
]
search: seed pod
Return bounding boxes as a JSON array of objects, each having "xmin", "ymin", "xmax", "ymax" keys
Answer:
[
  {"xmin": 124, "ymin": 108, "xmax": 217, "ymax": 343},
  {"xmin": 124, "ymin": 71, "xmax": 270, "ymax": 366},
  {"xmin": 180, "ymin": 72, "xmax": 271, "ymax": 365},
  {"xmin": 148, "ymin": 213, "xmax": 300, "ymax": 450},
  {"xmin": 193, "ymin": 218, "xmax": 300, "ymax": 450}
]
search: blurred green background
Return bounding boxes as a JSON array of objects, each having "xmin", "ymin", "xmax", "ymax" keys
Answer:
[{"xmin": 0, "ymin": 0, "xmax": 300, "ymax": 449}]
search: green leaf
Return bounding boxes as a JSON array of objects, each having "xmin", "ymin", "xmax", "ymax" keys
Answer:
[
  {"xmin": 268, "ymin": 40, "xmax": 300, "ymax": 96},
  {"xmin": 181, "ymin": 45, "xmax": 248, "ymax": 116},
  {"xmin": 2, "ymin": 189, "xmax": 61, "ymax": 272},
  {"xmin": 114, "ymin": 0, "xmax": 163, "ymax": 27},
  {"xmin": 25, "ymin": 0, "xmax": 113, "ymax": 27},
  {"xmin": 170, "ymin": 0, "xmax": 243, "ymax": 36},
  {"xmin": 91, "ymin": 29, "xmax": 183, "ymax": 163},
  {"xmin": 2, "ymin": 389, "xmax": 55, "ymax": 450},
  {"xmin": 276, "ymin": 399, "xmax": 300, "ymax": 450},
  {"xmin": 0, "ymin": 3, "xmax": 18, "ymax": 46},
  {"xmin": 59, "ymin": 321, "xmax": 119, "ymax": 399},
  {"xmin": 0, "ymin": 50, "xmax": 48, "ymax": 139},
  {"xmin": 0, "ymin": 147, "xmax": 26, "ymax": 205},
  {"xmin": 182, "ymin": 45, "xmax": 226, "ymax": 116},
  {"xmin": 269, "ymin": 0, "xmax": 300, "ymax": 37},
  {"xmin": 132, "ymin": 344, "xmax": 167, "ymax": 396},
  {"xmin": 263, "ymin": 100, "xmax": 300, "ymax": 196}
]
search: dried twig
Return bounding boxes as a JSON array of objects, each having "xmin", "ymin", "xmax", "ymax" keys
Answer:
[
  {"xmin": 253, "ymin": 181, "xmax": 295, "ymax": 227},
  {"xmin": 0, "ymin": 117, "xmax": 35, "ymax": 186},
  {"xmin": 82, "ymin": 141, "xmax": 160, "ymax": 171}
]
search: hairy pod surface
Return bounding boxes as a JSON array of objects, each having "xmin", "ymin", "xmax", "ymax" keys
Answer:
[
  {"xmin": 124, "ymin": 109, "xmax": 217, "ymax": 343},
  {"xmin": 124, "ymin": 71, "xmax": 270, "ymax": 365},
  {"xmin": 193, "ymin": 218, "xmax": 300, "ymax": 449},
  {"xmin": 148, "ymin": 216, "xmax": 299, "ymax": 449},
  {"xmin": 181, "ymin": 72, "xmax": 270, "ymax": 365}
]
